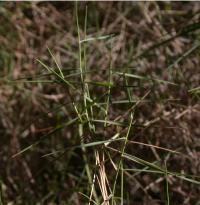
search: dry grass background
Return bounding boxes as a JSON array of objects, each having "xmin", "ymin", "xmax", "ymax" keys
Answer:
[{"xmin": 0, "ymin": 2, "xmax": 200, "ymax": 205}]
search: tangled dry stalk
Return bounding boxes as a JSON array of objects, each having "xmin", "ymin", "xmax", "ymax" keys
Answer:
[{"xmin": 0, "ymin": 2, "xmax": 200, "ymax": 205}]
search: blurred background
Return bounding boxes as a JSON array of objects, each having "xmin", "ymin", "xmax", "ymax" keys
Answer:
[{"xmin": 0, "ymin": 2, "xmax": 200, "ymax": 205}]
